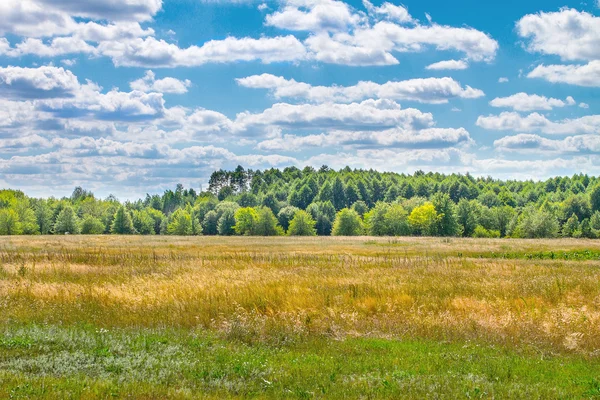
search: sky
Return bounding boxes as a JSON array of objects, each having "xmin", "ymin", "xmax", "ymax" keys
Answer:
[{"xmin": 0, "ymin": 0, "xmax": 599, "ymax": 199}]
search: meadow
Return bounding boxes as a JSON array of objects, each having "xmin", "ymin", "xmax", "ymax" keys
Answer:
[{"xmin": 1, "ymin": 235, "xmax": 600, "ymax": 399}]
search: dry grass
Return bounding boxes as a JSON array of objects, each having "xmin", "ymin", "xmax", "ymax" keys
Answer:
[{"xmin": 1, "ymin": 236, "xmax": 600, "ymax": 355}]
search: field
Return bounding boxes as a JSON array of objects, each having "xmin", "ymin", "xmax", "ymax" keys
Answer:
[{"xmin": 1, "ymin": 236, "xmax": 600, "ymax": 399}]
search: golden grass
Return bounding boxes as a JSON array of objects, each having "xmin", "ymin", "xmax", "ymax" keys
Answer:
[{"xmin": 1, "ymin": 235, "xmax": 600, "ymax": 355}]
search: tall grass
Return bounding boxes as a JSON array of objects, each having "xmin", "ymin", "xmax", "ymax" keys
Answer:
[{"xmin": 1, "ymin": 236, "xmax": 599, "ymax": 354}]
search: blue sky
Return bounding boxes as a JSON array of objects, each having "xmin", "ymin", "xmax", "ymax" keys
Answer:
[{"xmin": 0, "ymin": 0, "xmax": 599, "ymax": 199}]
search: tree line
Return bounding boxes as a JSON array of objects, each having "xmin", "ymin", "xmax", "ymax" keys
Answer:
[{"xmin": 2, "ymin": 165, "xmax": 600, "ymax": 238}]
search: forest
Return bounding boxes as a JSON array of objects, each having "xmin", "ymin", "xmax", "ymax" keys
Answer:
[{"xmin": 2, "ymin": 165, "xmax": 600, "ymax": 239}]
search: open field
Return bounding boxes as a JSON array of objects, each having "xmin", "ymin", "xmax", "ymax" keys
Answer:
[{"xmin": 1, "ymin": 236, "xmax": 600, "ymax": 398}]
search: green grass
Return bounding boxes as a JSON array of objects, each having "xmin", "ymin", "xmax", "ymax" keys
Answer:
[
  {"xmin": 2, "ymin": 325, "xmax": 600, "ymax": 399},
  {"xmin": 2, "ymin": 236, "xmax": 600, "ymax": 398}
]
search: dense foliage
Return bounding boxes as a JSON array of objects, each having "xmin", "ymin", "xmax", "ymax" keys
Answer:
[{"xmin": 2, "ymin": 165, "xmax": 600, "ymax": 238}]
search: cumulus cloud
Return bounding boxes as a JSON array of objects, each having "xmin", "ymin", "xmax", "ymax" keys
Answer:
[
  {"xmin": 517, "ymin": 8, "xmax": 600, "ymax": 61},
  {"xmin": 494, "ymin": 134, "xmax": 600, "ymax": 154},
  {"xmin": 98, "ymin": 36, "xmax": 308, "ymax": 67},
  {"xmin": 363, "ymin": 0, "xmax": 412, "ymax": 24},
  {"xmin": 489, "ymin": 93, "xmax": 575, "ymax": 111},
  {"xmin": 233, "ymin": 99, "xmax": 434, "ymax": 135},
  {"xmin": 236, "ymin": 74, "xmax": 484, "ymax": 104},
  {"xmin": 426, "ymin": 59, "xmax": 468, "ymax": 70},
  {"xmin": 256, "ymin": 127, "xmax": 472, "ymax": 151},
  {"xmin": 263, "ymin": 0, "xmax": 497, "ymax": 66},
  {"xmin": 304, "ymin": 20, "xmax": 498, "ymax": 66},
  {"xmin": 527, "ymin": 61, "xmax": 600, "ymax": 87},
  {"xmin": 130, "ymin": 71, "xmax": 192, "ymax": 94},
  {"xmin": 0, "ymin": 66, "xmax": 81, "ymax": 99},
  {"xmin": 498, "ymin": 77, "xmax": 509, "ymax": 83},
  {"xmin": 476, "ymin": 112, "xmax": 600, "ymax": 135},
  {"xmin": 265, "ymin": 0, "xmax": 363, "ymax": 32}
]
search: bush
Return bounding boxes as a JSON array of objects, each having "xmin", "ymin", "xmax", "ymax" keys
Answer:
[{"xmin": 473, "ymin": 225, "xmax": 500, "ymax": 238}]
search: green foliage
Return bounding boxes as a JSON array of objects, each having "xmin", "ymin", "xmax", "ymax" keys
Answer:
[
  {"xmin": 0, "ymin": 209, "xmax": 22, "ymax": 235},
  {"xmin": 54, "ymin": 206, "xmax": 80, "ymax": 234},
  {"xmin": 332, "ymin": 208, "xmax": 363, "ymax": 236},
  {"xmin": 432, "ymin": 193, "xmax": 460, "ymax": 237},
  {"xmin": 473, "ymin": 225, "xmax": 501, "ymax": 238},
  {"xmin": 80, "ymin": 216, "xmax": 105, "ymax": 235},
  {"xmin": 167, "ymin": 209, "xmax": 195, "ymax": 236},
  {"xmin": 217, "ymin": 209, "xmax": 236, "ymax": 236},
  {"xmin": 254, "ymin": 207, "xmax": 283, "ymax": 236},
  {"xmin": 234, "ymin": 207, "xmax": 259, "ymax": 235},
  {"xmin": 2, "ymin": 170, "xmax": 599, "ymax": 238},
  {"xmin": 277, "ymin": 206, "xmax": 299, "ymax": 232},
  {"xmin": 456, "ymin": 199, "xmax": 477, "ymax": 237},
  {"xmin": 514, "ymin": 206, "xmax": 559, "ymax": 239},
  {"xmin": 288, "ymin": 210, "xmax": 317, "ymax": 236},
  {"xmin": 110, "ymin": 207, "xmax": 134, "ymax": 235},
  {"xmin": 132, "ymin": 210, "xmax": 156, "ymax": 235},
  {"xmin": 202, "ymin": 210, "xmax": 219, "ymax": 235},
  {"xmin": 408, "ymin": 203, "xmax": 439, "ymax": 236}
]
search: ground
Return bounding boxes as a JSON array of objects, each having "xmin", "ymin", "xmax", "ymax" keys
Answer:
[{"xmin": 1, "ymin": 236, "xmax": 599, "ymax": 399}]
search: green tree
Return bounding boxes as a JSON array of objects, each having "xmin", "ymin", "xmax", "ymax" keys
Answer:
[
  {"xmin": 54, "ymin": 206, "xmax": 80, "ymax": 234},
  {"xmin": 34, "ymin": 200, "xmax": 54, "ymax": 235},
  {"xmin": 202, "ymin": 210, "xmax": 219, "ymax": 235},
  {"xmin": 288, "ymin": 210, "xmax": 317, "ymax": 236},
  {"xmin": 234, "ymin": 207, "xmax": 259, "ymax": 235},
  {"xmin": 408, "ymin": 203, "xmax": 439, "ymax": 236},
  {"xmin": 80, "ymin": 216, "xmax": 105, "ymax": 234},
  {"xmin": 132, "ymin": 210, "xmax": 155, "ymax": 235},
  {"xmin": 385, "ymin": 204, "xmax": 410, "ymax": 236},
  {"xmin": 561, "ymin": 213, "xmax": 580, "ymax": 238},
  {"xmin": 432, "ymin": 193, "xmax": 460, "ymax": 237},
  {"xmin": 332, "ymin": 177, "xmax": 346, "ymax": 210},
  {"xmin": 167, "ymin": 209, "xmax": 194, "ymax": 235},
  {"xmin": 0, "ymin": 209, "xmax": 22, "ymax": 235},
  {"xmin": 456, "ymin": 199, "xmax": 477, "ymax": 237},
  {"xmin": 277, "ymin": 206, "xmax": 299, "ymax": 232},
  {"xmin": 110, "ymin": 206, "xmax": 135, "ymax": 234},
  {"xmin": 364, "ymin": 202, "xmax": 390, "ymax": 236},
  {"xmin": 254, "ymin": 207, "xmax": 283, "ymax": 236},
  {"xmin": 590, "ymin": 185, "xmax": 600, "ymax": 213},
  {"xmin": 217, "ymin": 209, "xmax": 237, "ymax": 236},
  {"xmin": 332, "ymin": 208, "xmax": 363, "ymax": 236},
  {"xmin": 514, "ymin": 206, "xmax": 559, "ymax": 238}
]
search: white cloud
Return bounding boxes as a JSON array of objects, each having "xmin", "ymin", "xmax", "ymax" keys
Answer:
[
  {"xmin": 98, "ymin": 36, "xmax": 308, "ymax": 67},
  {"xmin": 517, "ymin": 8, "xmax": 600, "ymax": 61},
  {"xmin": 233, "ymin": 99, "xmax": 434, "ymax": 135},
  {"xmin": 363, "ymin": 0, "xmax": 412, "ymax": 24},
  {"xmin": 6, "ymin": 37, "xmax": 98, "ymax": 58},
  {"xmin": 426, "ymin": 59, "xmax": 468, "ymax": 70},
  {"xmin": 37, "ymin": 82, "xmax": 166, "ymax": 122},
  {"xmin": 236, "ymin": 74, "xmax": 484, "ymax": 104},
  {"xmin": 0, "ymin": 0, "xmax": 156, "ymax": 40},
  {"xmin": 0, "ymin": 66, "xmax": 81, "ymax": 99},
  {"xmin": 494, "ymin": 133, "xmax": 600, "ymax": 154},
  {"xmin": 265, "ymin": 0, "xmax": 362, "ymax": 32},
  {"xmin": 35, "ymin": 0, "xmax": 163, "ymax": 22},
  {"xmin": 580, "ymin": 103, "xmax": 590, "ymax": 109},
  {"xmin": 256, "ymin": 127, "xmax": 472, "ymax": 151},
  {"xmin": 304, "ymin": 33, "xmax": 399, "ymax": 66},
  {"xmin": 477, "ymin": 112, "xmax": 600, "ymax": 135},
  {"xmin": 489, "ymin": 93, "xmax": 575, "ymax": 112},
  {"xmin": 527, "ymin": 61, "xmax": 600, "ymax": 87},
  {"xmin": 130, "ymin": 70, "xmax": 192, "ymax": 94},
  {"xmin": 498, "ymin": 77, "xmax": 509, "ymax": 83}
]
